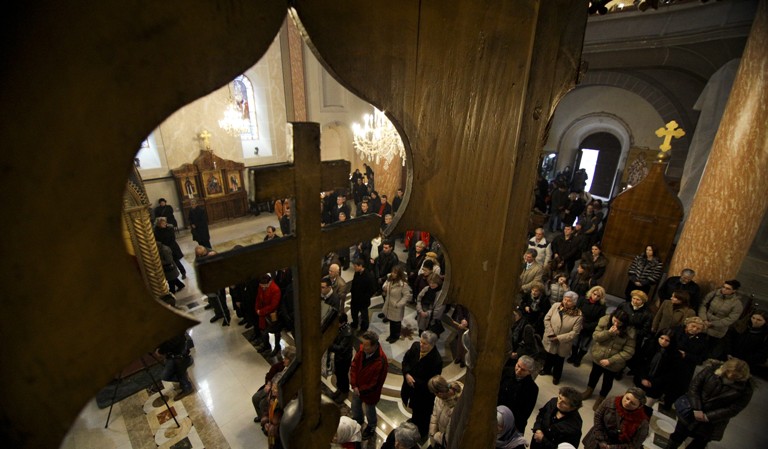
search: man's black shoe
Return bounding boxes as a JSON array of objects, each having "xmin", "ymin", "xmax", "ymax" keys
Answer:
[
  {"xmin": 362, "ymin": 426, "xmax": 375, "ymax": 440},
  {"xmin": 210, "ymin": 315, "xmax": 223, "ymax": 323}
]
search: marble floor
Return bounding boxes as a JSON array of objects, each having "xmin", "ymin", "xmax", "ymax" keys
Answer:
[{"xmin": 61, "ymin": 214, "xmax": 768, "ymax": 448}]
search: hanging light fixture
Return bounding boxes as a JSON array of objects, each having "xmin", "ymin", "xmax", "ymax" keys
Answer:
[
  {"xmin": 351, "ymin": 108, "xmax": 406, "ymax": 169},
  {"xmin": 218, "ymin": 81, "xmax": 251, "ymax": 136}
]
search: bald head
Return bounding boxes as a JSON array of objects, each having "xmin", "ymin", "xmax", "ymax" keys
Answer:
[{"xmin": 329, "ymin": 263, "xmax": 341, "ymax": 279}]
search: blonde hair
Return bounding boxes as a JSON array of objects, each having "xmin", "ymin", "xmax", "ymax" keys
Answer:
[
  {"xmin": 630, "ymin": 290, "xmax": 649, "ymax": 303},
  {"xmin": 716, "ymin": 358, "xmax": 751, "ymax": 382},
  {"xmin": 428, "ymin": 375, "xmax": 462, "ymax": 395},
  {"xmin": 586, "ymin": 286, "xmax": 606, "ymax": 304}
]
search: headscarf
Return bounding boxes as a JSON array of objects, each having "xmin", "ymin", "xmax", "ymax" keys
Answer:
[
  {"xmin": 334, "ymin": 416, "xmax": 362, "ymax": 445},
  {"xmin": 496, "ymin": 406, "xmax": 527, "ymax": 449}
]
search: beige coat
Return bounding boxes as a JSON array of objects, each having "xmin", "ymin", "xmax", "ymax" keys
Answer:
[
  {"xmin": 382, "ymin": 280, "xmax": 412, "ymax": 321},
  {"xmin": 429, "ymin": 382, "xmax": 463, "ymax": 447},
  {"xmin": 590, "ymin": 315, "xmax": 636, "ymax": 372},
  {"xmin": 652, "ymin": 301, "xmax": 694, "ymax": 332},
  {"xmin": 698, "ymin": 291, "xmax": 744, "ymax": 338},
  {"xmin": 519, "ymin": 261, "xmax": 544, "ymax": 292},
  {"xmin": 542, "ymin": 303, "xmax": 583, "ymax": 357}
]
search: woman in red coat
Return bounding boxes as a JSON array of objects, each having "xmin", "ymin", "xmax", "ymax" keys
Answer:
[{"xmin": 255, "ymin": 274, "xmax": 282, "ymax": 356}]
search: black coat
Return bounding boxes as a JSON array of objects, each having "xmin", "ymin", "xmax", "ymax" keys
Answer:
[
  {"xmin": 350, "ymin": 268, "xmax": 377, "ymax": 306},
  {"xmin": 633, "ymin": 337, "xmax": 681, "ymax": 398},
  {"xmin": 497, "ymin": 371, "xmax": 538, "ymax": 433},
  {"xmin": 154, "ymin": 225, "xmax": 183, "ymax": 259},
  {"xmin": 330, "ymin": 323, "xmax": 354, "ymax": 364},
  {"xmin": 618, "ymin": 302, "xmax": 653, "ymax": 344},
  {"xmin": 576, "ymin": 298, "xmax": 606, "ymax": 336},
  {"xmin": 531, "ymin": 397, "xmax": 582, "ymax": 449},
  {"xmin": 682, "ymin": 363, "xmax": 754, "ymax": 441},
  {"xmin": 401, "ymin": 342, "xmax": 442, "ymax": 434},
  {"xmin": 188, "ymin": 206, "xmax": 210, "ymax": 243}
]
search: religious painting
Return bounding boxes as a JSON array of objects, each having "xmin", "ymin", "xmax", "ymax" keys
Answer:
[
  {"xmin": 202, "ymin": 170, "xmax": 225, "ymax": 197},
  {"xmin": 227, "ymin": 171, "xmax": 242, "ymax": 193},
  {"xmin": 180, "ymin": 176, "xmax": 199, "ymax": 199}
]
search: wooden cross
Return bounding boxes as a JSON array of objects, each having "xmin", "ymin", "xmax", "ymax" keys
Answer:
[
  {"xmin": 198, "ymin": 129, "xmax": 212, "ymax": 150},
  {"xmin": 655, "ymin": 120, "xmax": 685, "ymax": 153},
  {"xmin": 195, "ymin": 123, "xmax": 380, "ymax": 443}
]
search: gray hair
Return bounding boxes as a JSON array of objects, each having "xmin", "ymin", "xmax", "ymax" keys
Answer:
[
  {"xmin": 394, "ymin": 422, "xmax": 420, "ymax": 447},
  {"xmin": 361, "ymin": 330, "xmax": 379, "ymax": 346},
  {"xmin": 281, "ymin": 346, "xmax": 296, "ymax": 361},
  {"xmin": 421, "ymin": 330, "xmax": 438, "ymax": 346},
  {"xmin": 681, "ymin": 268, "xmax": 696, "ymax": 277},
  {"xmin": 518, "ymin": 355, "xmax": 535, "ymax": 371},
  {"xmin": 563, "ymin": 290, "xmax": 579, "ymax": 301}
]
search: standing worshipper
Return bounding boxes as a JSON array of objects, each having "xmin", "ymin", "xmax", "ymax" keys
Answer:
[
  {"xmin": 497, "ymin": 355, "xmax": 539, "ymax": 433},
  {"xmin": 624, "ymin": 245, "xmax": 663, "ymax": 300},
  {"xmin": 428, "ymin": 376, "xmax": 463, "ymax": 449},
  {"xmin": 330, "ymin": 313, "xmax": 354, "ymax": 403},
  {"xmin": 350, "ymin": 259, "xmax": 376, "ymax": 331},
  {"xmin": 158, "ymin": 242, "xmax": 184, "ymax": 294},
  {"xmin": 581, "ymin": 309, "xmax": 636, "ymax": 411},
  {"xmin": 569, "ymin": 286, "xmax": 606, "ymax": 367},
  {"xmin": 400, "ymin": 330, "xmax": 443, "ymax": 437},
  {"xmin": 541, "ymin": 291, "xmax": 583, "ymax": 385},
  {"xmin": 350, "ymin": 331, "xmax": 389, "ymax": 440},
  {"xmin": 153, "ymin": 198, "xmax": 178, "ymax": 228},
  {"xmin": 188, "ymin": 200, "xmax": 211, "ymax": 249},
  {"xmin": 698, "ymin": 279, "xmax": 744, "ymax": 360},
  {"xmin": 255, "ymin": 274, "xmax": 282, "ymax": 357},
  {"xmin": 582, "ymin": 388, "xmax": 650, "ymax": 449},
  {"xmin": 666, "ymin": 358, "xmax": 753, "ymax": 449},
  {"xmin": 528, "ymin": 227, "xmax": 552, "ymax": 267},
  {"xmin": 632, "ymin": 328, "xmax": 681, "ymax": 407},
  {"xmin": 381, "ymin": 265, "xmax": 412, "ymax": 343},
  {"xmin": 728, "ymin": 310, "xmax": 768, "ymax": 371},
  {"xmin": 496, "ymin": 405, "xmax": 528, "ymax": 449},
  {"xmin": 652, "ymin": 290, "xmax": 695, "ymax": 333},
  {"xmin": 154, "ymin": 216, "xmax": 187, "ymax": 280},
  {"xmin": 416, "ymin": 273, "xmax": 446, "ymax": 336},
  {"xmin": 530, "ymin": 387, "xmax": 584, "ymax": 449},
  {"xmin": 194, "ymin": 246, "xmax": 230, "ymax": 325},
  {"xmin": 519, "ymin": 249, "xmax": 545, "ymax": 293},
  {"xmin": 363, "ymin": 163, "xmax": 374, "ymax": 191}
]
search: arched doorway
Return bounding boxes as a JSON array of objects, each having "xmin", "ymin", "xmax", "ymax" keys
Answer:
[{"xmin": 576, "ymin": 132, "xmax": 621, "ymax": 198}]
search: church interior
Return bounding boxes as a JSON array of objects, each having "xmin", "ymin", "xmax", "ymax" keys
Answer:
[{"xmin": 3, "ymin": 1, "xmax": 768, "ymax": 448}]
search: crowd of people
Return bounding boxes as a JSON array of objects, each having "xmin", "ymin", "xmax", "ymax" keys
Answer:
[{"xmin": 146, "ymin": 166, "xmax": 764, "ymax": 449}]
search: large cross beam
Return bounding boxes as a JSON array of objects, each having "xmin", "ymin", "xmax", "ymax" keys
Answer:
[{"xmin": 196, "ymin": 123, "xmax": 380, "ymax": 442}]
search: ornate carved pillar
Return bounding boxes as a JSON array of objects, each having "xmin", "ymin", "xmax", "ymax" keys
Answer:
[
  {"xmin": 124, "ymin": 166, "xmax": 171, "ymax": 299},
  {"xmin": 669, "ymin": 0, "xmax": 768, "ymax": 292}
]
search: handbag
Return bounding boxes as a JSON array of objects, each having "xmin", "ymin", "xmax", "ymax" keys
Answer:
[
  {"xmin": 265, "ymin": 311, "xmax": 282, "ymax": 333},
  {"xmin": 674, "ymin": 394, "xmax": 694, "ymax": 422}
]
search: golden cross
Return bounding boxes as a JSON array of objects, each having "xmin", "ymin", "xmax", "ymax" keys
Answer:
[
  {"xmin": 655, "ymin": 120, "xmax": 685, "ymax": 153},
  {"xmin": 199, "ymin": 129, "xmax": 212, "ymax": 150}
]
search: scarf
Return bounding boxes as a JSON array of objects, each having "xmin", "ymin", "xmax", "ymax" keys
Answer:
[
  {"xmin": 614, "ymin": 396, "xmax": 647, "ymax": 443},
  {"xmin": 559, "ymin": 305, "xmax": 581, "ymax": 317},
  {"xmin": 496, "ymin": 406, "xmax": 527, "ymax": 449}
]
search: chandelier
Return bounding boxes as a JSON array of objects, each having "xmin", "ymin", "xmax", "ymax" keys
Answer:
[
  {"xmin": 218, "ymin": 80, "xmax": 251, "ymax": 136},
  {"xmin": 352, "ymin": 108, "xmax": 406, "ymax": 169},
  {"xmin": 218, "ymin": 101, "xmax": 251, "ymax": 136}
]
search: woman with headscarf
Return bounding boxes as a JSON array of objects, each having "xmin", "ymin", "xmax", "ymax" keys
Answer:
[
  {"xmin": 496, "ymin": 405, "xmax": 527, "ymax": 449},
  {"xmin": 332, "ymin": 416, "xmax": 362, "ymax": 449},
  {"xmin": 582, "ymin": 387, "xmax": 651, "ymax": 449},
  {"xmin": 632, "ymin": 328, "xmax": 681, "ymax": 407}
]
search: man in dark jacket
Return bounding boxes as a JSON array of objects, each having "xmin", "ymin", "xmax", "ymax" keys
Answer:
[
  {"xmin": 497, "ymin": 355, "xmax": 539, "ymax": 433},
  {"xmin": 531, "ymin": 387, "xmax": 583, "ymax": 449},
  {"xmin": 330, "ymin": 314, "xmax": 354, "ymax": 403},
  {"xmin": 350, "ymin": 259, "xmax": 377, "ymax": 331},
  {"xmin": 551, "ymin": 226, "xmax": 582, "ymax": 274},
  {"xmin": 156, "ymin": 333, "xmax": 194, "ymax": 401},
  {"xmin": 188, "ymin": 201, "xmax": 211, "ymax": 249},
  {"xmin": 350, "ymin": 331, "xmax": 388, "ymax": 440},
  {"xmin": 153, "ymin": 198, "xmax": 178, "ymax": 228},
  {"xmin": 374, "ymin": 240, "xmax": 400, "ymax": 290},
  {"xmin": 657, "ymin": 268, "xmax": 702, "ymax": 309},
  {"xmin": 154, "ymin": 217, "xmax": 187, "ymax": 279}
]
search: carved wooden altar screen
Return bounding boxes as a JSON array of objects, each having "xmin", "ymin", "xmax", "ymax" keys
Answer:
[
  {"xmin": 600, "ymin": 162, "xmax": 684, "ymax": 298},
  {"xmin": 1, "ymin": 1, "xmax": 587, "ymax": 448},
  {"xmin": 171, "ymin": 150, "xmax": 248, "ymax": 226}
]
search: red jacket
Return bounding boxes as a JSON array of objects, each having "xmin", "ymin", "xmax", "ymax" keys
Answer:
[
  {"xmin": 350, "ymin": 343, "xmax": 388, "ymax": 404},
  {"xmin": 255, "ymin": 281, "xmax": 281, "ymax": 329}
]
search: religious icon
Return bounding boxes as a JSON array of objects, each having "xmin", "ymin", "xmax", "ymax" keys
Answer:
[
  {"xmin": 202, "ymin": 170, "xmax": 224, "ymax": 197},
  {"xmin": 183, "ymin": 177, "xmax": 197, "ymax": 198},
  {"xmin": 228, "ymin": 172, "xmax": 242, "ymax": 192}
]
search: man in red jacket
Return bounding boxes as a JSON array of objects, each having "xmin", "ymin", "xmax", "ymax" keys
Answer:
[
  {"xmin": 255, "ymin": 274, "xmax": 282, "ymax": 356},
  {"xmin": 350, "ymin": 330, "xmax": 389, "ymax": 440}
]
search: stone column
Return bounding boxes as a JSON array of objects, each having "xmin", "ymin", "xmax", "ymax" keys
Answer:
[{"xmin": 669, "ymin": 0, "xmax": 768, "ymax": 292}]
